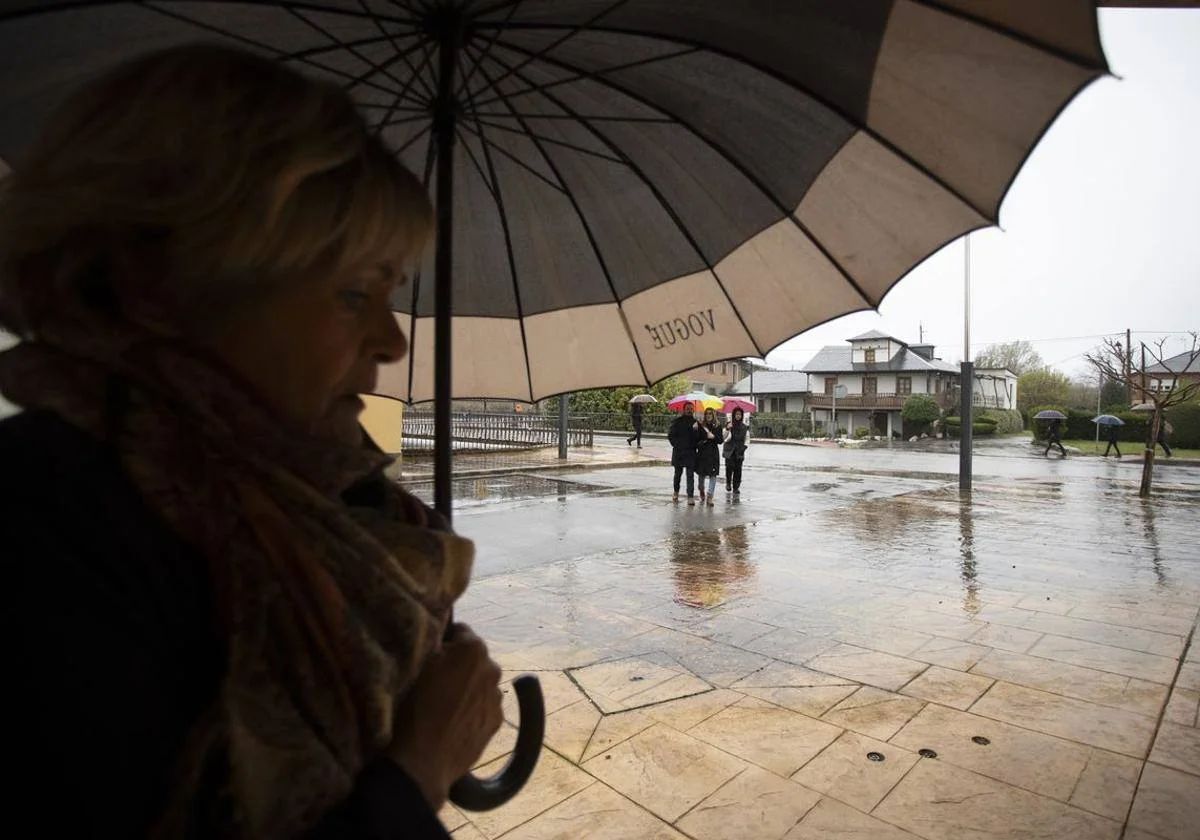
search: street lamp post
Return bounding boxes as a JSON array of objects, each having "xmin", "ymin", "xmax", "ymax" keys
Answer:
[{"xmin": 959, "ymin": 234, "xmax": 973, "ymax": 492}]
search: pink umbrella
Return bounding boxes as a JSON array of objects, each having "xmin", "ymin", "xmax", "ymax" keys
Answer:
[{"xmin": 721, "ymin": 397, "xmax": 757, "ymax": 414}]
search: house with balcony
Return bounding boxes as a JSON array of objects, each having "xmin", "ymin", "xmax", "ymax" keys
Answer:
[
  {"xmin": 802, "ymin": 330, "xmax": 959, "ymax": 437},
  {"xmin": 726, "ymin": 370, "xmax": 810, "ymax": 414}
]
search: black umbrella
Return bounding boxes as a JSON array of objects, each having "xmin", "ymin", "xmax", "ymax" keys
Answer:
[{"xmin": 0, "ymin": 0, "xmax": 1110, "ymax": 810}]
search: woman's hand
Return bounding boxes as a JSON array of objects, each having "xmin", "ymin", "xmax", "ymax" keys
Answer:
[{"xmin": 387, "ymin": 623, "xmax": 503, "ymax": 811}]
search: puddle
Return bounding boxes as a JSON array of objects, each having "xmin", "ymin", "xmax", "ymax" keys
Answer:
[
  {"xmin": 666, "ymin": 527, "xmax": 757, "ymax": 609},
  {"xmin": 407, "ymin": 473, "xmax": 604, "ymax": 507}
]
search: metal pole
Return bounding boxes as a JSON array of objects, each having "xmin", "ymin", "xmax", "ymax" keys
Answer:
[
  {"xmin": 433, "ymin": 12, "xmax": 460, "ymax": 520},
  {"xmin": 831, "ymin": 386, "xmax": 836, "ymax": 438},
  {"xmin": 1095, "ymin": 369, "xmax": 1102, "ymax": 443},
  {"xmin": 558, "ymin": 392, "xmax": 569, "ymax": 459},
  {"xmin": 959, "ymin": 234, "xmax": 973, "ymax": 491}
]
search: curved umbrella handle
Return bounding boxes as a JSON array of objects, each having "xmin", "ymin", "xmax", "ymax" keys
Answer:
[{"xmin": 448, "ymin": 675, "xmax": 544, "ymax": 811}]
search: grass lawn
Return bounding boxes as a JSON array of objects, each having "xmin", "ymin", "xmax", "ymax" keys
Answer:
[{"xmin": 1058, "ymin": 438, "xmax": 1200, "ymax": 460}]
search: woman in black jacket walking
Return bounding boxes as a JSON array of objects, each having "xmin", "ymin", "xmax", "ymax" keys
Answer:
[
  {"xmin": 696, "ymin": 408, "xmax": 723, "ymax": 506},
  {"xmin": 723, "ymin": 407, "xmax": 750, "ymax": 495},
  {"xmin": 668, "ymin": 404, "xmax": 700, "ymax": 504}
]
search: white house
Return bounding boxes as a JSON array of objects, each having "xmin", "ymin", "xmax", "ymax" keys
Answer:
[
  {"xmin": 726, "ymin": 370, "xmax": 810, "ymax": 413},
  {"xmin": 973, "ymin": 368, "xmax": 1018, "ymax": 411},
  {"xmin": 802, "ymin": 330, "xmax": 959, "ymax": 438}
]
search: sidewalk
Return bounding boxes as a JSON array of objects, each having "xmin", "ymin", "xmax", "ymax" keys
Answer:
[
  {"xmin": 442, "ymin": 456, "xmax": 1200, "ymax": 840},
  {"xmin": 396, "ymin": 442, "xmax": 665, "ymax": 482}
]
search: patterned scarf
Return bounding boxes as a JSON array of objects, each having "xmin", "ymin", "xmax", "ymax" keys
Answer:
[{"xmin": 0, "ymin": 328, "xmax": 473, "ymax": 838}]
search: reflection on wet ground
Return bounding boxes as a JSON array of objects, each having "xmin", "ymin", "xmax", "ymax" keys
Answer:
[{"xmin": 440, "ymin": 448, "xmax": 1199, "ymax": 839}]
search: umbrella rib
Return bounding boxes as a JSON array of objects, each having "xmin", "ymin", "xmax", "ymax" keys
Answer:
[
  {"xmin": 354, "ymin": 0, "xmax": 436, "ymax": 101},
  {"xmin": 467, "ymin": 112, "xmax": 675, "ymax": 123},
  {"xmin": 478, "ymin": 23, "xmax": 994, "ymax": 222},
  {"xmin": 396, "ymin": 123, "xmax": 432, "ymax": 155},
  {"xmin": 374, "ymin": 40, "xmax": 439, "ymax": 135},
  {"xmin": 454, "ymin": 50, "xmax": 537, "ymax": 403},
  {"xmin": 478, "ymin": 47, "xmax": 769, "ymax": 358},
  {"xmin": 472, "ymin": 0, "xmax": 633, "ymax": 95},
  {"xmin": 464, "ymin": 43, "xmax": 653, "ymax": 387},
  {"xmin": 285, "ymin": 4, "xmax": 408, "ymax": 91},
  {"xmin": 456, "ymin": 0, "xmax": 525, "ymax": 103},
  {"xmin": 473, "ymin": 118, "xmax": 626, "ymax": 166},
  {"xmin": 466, "ymin": 47, "xmax": 699, "ymax": 112},
  {"xmin": 404, "ymin": 118, "xmax": 440, "ymax": 405},
  {"xmin": 489, "ymin": 38, "xmax": 876, "ymax": 309},
  {"xmin": 136, "ymin": 1, "xmax": 425, "ymax": 101},
  {"xmin": 455, "ymin": 123, "xmax": 568, "ymax": 196},
  {"xmin": 454, "ymin": 127, "xmax": 502, "ymax": 205}
]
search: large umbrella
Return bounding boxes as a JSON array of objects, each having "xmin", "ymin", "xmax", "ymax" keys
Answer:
[
  {"xmin": 668, "ymin": 391, "xmax": 723, "ymax": 413},
  {"xmin": 720, "ymin": 397, "xmax": 757, "ymax": 415},
  {"xmin": 0, "ymin": 0, "xmax": 1110, "ymax": 811},
  {"xmin": 1092, "ymin": 414, "xmax": 1125, "ymax": 426},
  {"xmin": 628, "ymin": 393, "xmax": 657, "ymax": 404},
  {"xmin": 1034, "ymin": 409, "xmax": 1068, "ymax": 420}
]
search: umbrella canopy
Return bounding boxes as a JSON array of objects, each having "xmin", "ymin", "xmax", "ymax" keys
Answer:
[
  {"xmin": 720, "ymin": 397, "xmax": 756, "ymax": 414},
  {"xmin": 668, "ymin": 392, "xmax": 723, "ymax": 413},
  {"xmin": 1092, "ymin": 414, "xmax": 1125, "ymax": 426},
  {"xmin": 628, "ymin": 394, "xmax": 657, "ymax": 404},
  {"xmin": 1034, "ymin": 409, "xmax": 1068, "ymax": 420},
  {"xmin": 0, "ymin": 2, "xmax": 1108, "ymax": 406}
]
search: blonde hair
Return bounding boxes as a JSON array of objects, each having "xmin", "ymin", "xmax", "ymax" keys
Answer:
[{"xmin": 0, "ymin": 43, "xmax": 431, "ymax": 337}]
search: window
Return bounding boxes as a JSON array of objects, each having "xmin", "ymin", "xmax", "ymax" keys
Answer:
[
  {"xmin": 863, "ymin": 376, "xmax": 877, "ymax": 395},
  {"xmin": 935, "ymin": 378, "xmax": 942, "ymax": 393},
  {"xmin": 824, "ymin": 377, "xmax": 837, "ymax": 394},
  {"xmin": 756, "ymin": 398, "xmax": 765, "ymax": 413},
  {"xmin": 864, "ymin": 348, "xmax": 876, "ymax": 364},
  {"xmin": 770, "ymin": 397, "xmax": 787, "ymax": 413},
  {"xmin": 897, "ymin": 376, "xmax": 912, "ymax": 395},
  {"xmin": 721, "ymin": 362, "xmax": 727, "ymax": 375},
  {"xmin": 707, "ymin": 363, "xmax": 715, "ymax": 373}
]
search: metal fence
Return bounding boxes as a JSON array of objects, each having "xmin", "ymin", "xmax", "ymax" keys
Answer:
[
  {"xmin": 401, "ymin": 410, "xmax": 593, "ymax": 453},
  {"xmin": 583, "ymin": 411, "xmax": 818, "ymax": 439}
]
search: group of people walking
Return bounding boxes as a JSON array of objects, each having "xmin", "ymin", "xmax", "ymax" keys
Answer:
[
  {"xmin": 667, "ymin": 404, "xmax": 749, "ymax": 505},
  {"xmin": 1046, "ymin": 417, "xmax": 1174, "ymax": 458}
]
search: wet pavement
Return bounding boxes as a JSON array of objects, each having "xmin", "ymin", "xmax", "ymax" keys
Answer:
[{"xmin": 429, "ymin": 436, "xmax": 1200, "ymax": 840}]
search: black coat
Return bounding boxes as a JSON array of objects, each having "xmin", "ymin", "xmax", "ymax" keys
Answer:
[
  {"xmin": 630, "ymin": 402, "xmax": 643, "ymax": 428},
  {"xmin": 695, "ymin": 421, "xmax": 722, "ymax": 476},
  {"xmin": 1, "ymin": 410, "xmax": 449, "ymax": 839},
  {"xmin": 668, "ymin": 415, "xmax": 699, "ymax": 466}
]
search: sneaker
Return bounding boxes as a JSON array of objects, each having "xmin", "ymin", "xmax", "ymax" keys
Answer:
[
  {"xmin": 672, "ymin": 492, "xmax": 679, "ymax": 502},
  {"xmin": 733, "ymin": 489, "xmax": 740, "ymax": 497},
  {"xmin": 687, "ymin": 496, "xmax": 696, "ymax": 506},
  {"xmin": 706, "ymin": 497, "xmax": 715, "ymax": 506}
]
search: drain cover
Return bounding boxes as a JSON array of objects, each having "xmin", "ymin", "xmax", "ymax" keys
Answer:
[
  {"xmin": 972, "ymin": 736, "xmax": 991, "ymax": 746},
  {"xmin": 866, "ymin": 752, "xmax": 885, "ymax": 762},
  {"xmin": 918, "ymin": 748, "xmax": 938, "ymax": 759}
]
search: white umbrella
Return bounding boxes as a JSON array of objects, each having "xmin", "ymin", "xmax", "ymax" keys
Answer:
[{"xmin": 628, "ymin": 394, "xmax": 658, "ymax": 404}]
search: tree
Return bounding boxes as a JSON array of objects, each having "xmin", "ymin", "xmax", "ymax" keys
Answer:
[
  {"xmin": 1085, "ymin": 332, "xmax": 1200, "ymax": 497},
  {"xmin": 1100, "ymin": 376, "xmax": 1128, "ymax": 412},
  {"xmin": 1016, "ymin": 369, "xmax": 1070, "ymax": 415},
  {"xmin": 901, "ymin": 394, "xmax": 940, "ymax": 433},
  {"xmin": 974, "ymin": 340, "xmax": 1045, "ymax": 376},
  {"xmin": 1066, "ymin": 377, "xmax": 1100, "ymax": 412},
  {"xmin": 542, "ymin": 374, "xmax": 690, "ymax": 416}
]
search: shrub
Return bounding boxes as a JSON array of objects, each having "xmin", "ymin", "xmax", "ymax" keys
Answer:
[
  {"xmin": 902, "ymin": 394, "xmax": 941, "ymax": 428},
  {"xmin": 979, "ymin": 408, "xmax": 1024, "ymax": 434},
  {"xmin": 1167, "ymin": 403, "xmax": 1200, "ymax": 448},
  {"xmin": 944, "ymin": 417, "xmax": 997, "ymax": 436},
  {"xmin": 853, "ymin": 427, "xmax": 870, "ymax": 439}
]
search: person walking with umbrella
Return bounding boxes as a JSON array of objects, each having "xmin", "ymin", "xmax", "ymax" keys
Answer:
[
  {"xmin": 668, "ymin": 403, "xmax": 700, "ymax": 504},
  {"xmin": 1157, "ymin": 420, "xmax": 1174, "ymax": 457},
  {"xmin": 723, "ymin": 407, "xmax": 750, "ymax": 497},
  {"xmin": 1045, "ymin": 418, "xmax": 1067, "ymax": 457},
  {"xmin": 626, "ymin": 396, "xmax": 650, "ymax": 448},
  {"xmin": 696, "ymin": 407, "xmax": 723, "ymax": 506},
  {"xmin": 1104, "ymin": 422, "xmax": 1122, "ymax": 458}
]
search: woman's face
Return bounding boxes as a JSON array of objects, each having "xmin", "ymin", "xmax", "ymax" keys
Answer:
[
  {"xmin": 704, "ymin": 409, "xmax": 716, "ymax": 424},
  {"xmin": 207, "ymin": 261, "xmax": 407, "ymax": 444},
  {"xmin": 733, "ymin": 408, "xmax": 743, "ymax": 422}
]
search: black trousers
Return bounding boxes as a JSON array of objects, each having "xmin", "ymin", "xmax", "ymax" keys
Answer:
[
  {"xmin": 673, "ymin": 465, "xmax": 695, "ymax": 496},
  {"xmin": 1159, "ymin": 440, "xmax": 1173, "ymax": 457},
  {"xmin": 627, "ymin": 419, "xmax": 642, "ymax": 446},
  {"xmin": 1044, "ymin": 438, "xmax": 1066, "ymax": 456},
  {"xmin": 725, "ymin": 457, "xmax": 743, "ymax": 490},
  {"xmin": 1104, "ymin": 440, "xmax": 1121, "ymax": 457}
]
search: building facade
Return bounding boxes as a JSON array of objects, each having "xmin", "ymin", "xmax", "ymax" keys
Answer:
[
  {"xmin": 680, "ymin": 358, "xmax": 758, "ymax": 395},
  {"xmin": 726, "ymin": 370, "xmax": 810, "ymax": 413},
  {"xmin": 802, "ymin": 330, "xmax": 959, "ymax": 437}
]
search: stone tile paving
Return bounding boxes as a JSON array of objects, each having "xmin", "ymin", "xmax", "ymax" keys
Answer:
[{"xmin": 450, "ymin": 475, "xmax": 1200, "ymax": 839}]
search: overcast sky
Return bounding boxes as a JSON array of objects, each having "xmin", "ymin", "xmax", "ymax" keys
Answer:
[{"xmin": 764, "ymin": 8, "xmax": 1200, "ymax": 380}]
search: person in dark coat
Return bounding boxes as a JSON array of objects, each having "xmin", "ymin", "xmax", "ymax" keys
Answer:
[
  {"xmin": 627, "ymin": 400, "xmax": 644, "ymax": 447},
  {"xmin": 723, "ymin": 407, "xmax": 750, "ymax": 495},
  {"xmin": 1044, "ymin": 418, "xmax": 1067, "ymax": 457},
  {"xmin": 1157, "ymin": 419, "xmax": 1173, "ymax": 457},
  {"xmin": 1103, "ymin": 423, "xmax": 1121, "ymax": 458},
  {"xmin": 0, "ymin": 45, "xmax": 502, "ymax": 839},
  {"xmin": 695, "ymin": 407, "xmax": 722, "ymax": 505},
  {"xmin": 668, "ymin": 403, "xmax": 700, "ymax": 503}
]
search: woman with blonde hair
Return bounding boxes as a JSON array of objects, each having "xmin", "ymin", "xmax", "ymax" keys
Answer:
[{"xmin": 0, "ymin": 44, "xmax": 501, "ymax": 838}]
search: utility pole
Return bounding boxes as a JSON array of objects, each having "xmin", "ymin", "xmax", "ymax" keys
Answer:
[
  {"xmin": 1125, "ymin": 328, "xmax": 1132, "ymax": 403},
  {"xmin": 959, "ymin": 235, "xmax": 973, "ymax": 492},
  {"xmin": 1141, "ymin": 343, "xmax": 1147, "ymax": 406},
  {"xmin": 558, "ymin": 392, "xmax": 569, "ymax": 459}
]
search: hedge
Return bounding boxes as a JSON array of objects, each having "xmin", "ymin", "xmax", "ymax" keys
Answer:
[
  {"xmin": 979, "ymin": 408, "xmax": 1024, "ymax": 434},
  {"xmin": 945, "ymin": 416, "xmax": 996, "ymax": 436}
]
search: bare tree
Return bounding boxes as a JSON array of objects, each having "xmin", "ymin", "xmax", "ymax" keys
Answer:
[
  {"xmin": 974, "ymin": 340, "xmax": 1045, "ymax": 376},
  {"xmin": 1085, "ymin": 333, "xmax": 1199, "ymax": 496}
]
